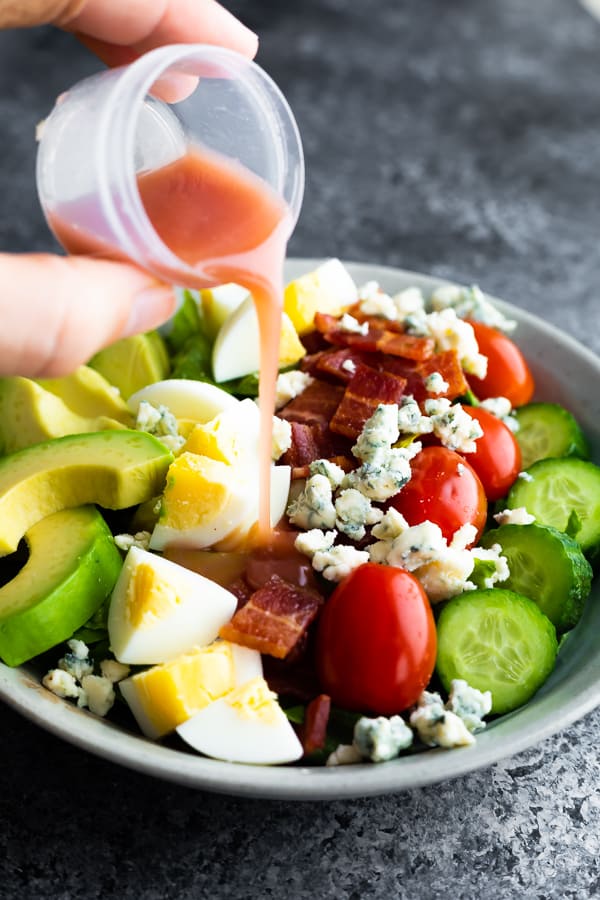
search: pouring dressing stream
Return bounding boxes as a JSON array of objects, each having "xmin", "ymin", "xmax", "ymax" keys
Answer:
[{"xmin": 37, "ymin": 45, "xmax": 304, "ymax": 544}]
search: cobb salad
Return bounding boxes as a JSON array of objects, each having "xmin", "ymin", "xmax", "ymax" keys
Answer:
[{"xmin": 0, "ymin": 258, "xmax": 598, "ymax": 768}]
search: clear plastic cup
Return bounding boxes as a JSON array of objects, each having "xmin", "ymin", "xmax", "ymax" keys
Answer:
[{"xmin": 35, "ymin": 44, "xmax": 304, "ymax": 289}]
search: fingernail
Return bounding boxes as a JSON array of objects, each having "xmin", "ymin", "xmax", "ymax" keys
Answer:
[{"xmin": 123, "ymin": 285, "xmax": 176, "ymax": 338}]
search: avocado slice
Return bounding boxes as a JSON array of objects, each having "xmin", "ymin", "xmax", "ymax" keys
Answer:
[
  {"xmin": 89, "ymin": 331, "xmax": 170, "ymax": 400},
  {"xmin": 0, "ymin": 377, "xmax": 129, "ymax": 455},
  {"xmin": 37, "ymin": 365, "xmax": 132, "ymax": 421},
  {"xmin": 0, "ymin": 506, "xmax": 122, "ymax": 666},
  {"xmin": 0, "ymin": 430, "xmax": 173, "ymax": 556}
]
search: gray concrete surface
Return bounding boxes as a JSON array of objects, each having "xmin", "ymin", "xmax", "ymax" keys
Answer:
[{"xmin": 1, "ymin": 1, "xmax": 600, "ymax": 897}]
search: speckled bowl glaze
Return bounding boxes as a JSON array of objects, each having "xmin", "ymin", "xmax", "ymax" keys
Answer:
[{"xmin": 1, "ymin": 259, "xmax": 599, "ymax": 801}]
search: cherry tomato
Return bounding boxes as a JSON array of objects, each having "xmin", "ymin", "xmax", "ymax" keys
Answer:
[
  {"xmin": 467, "ymin": 320, "xmax": 535, "ymax": 407},
  {"xmin": 459, "ymin": 405, "xmax": 522, "ymax": 502},
  {"xmin": 390, "ymin": 446, "xmax": 487, "ymax": 543},
  {"xmin": 315, "ymin": 563, "xmax": 436, "ymax": 715}
]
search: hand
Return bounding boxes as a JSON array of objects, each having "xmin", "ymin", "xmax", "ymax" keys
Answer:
[{"xmin": 0, "ymin": 0, "xmax": 258, "ymax": 377}]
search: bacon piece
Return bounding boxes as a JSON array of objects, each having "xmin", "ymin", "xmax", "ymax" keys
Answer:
[
  {"xmin": 375, "ymin": 331, "xmax": 434, "ymax": 361},
  {"xmin": 302, "ymin": 694, "xmax": 331, "ymax": 756},
  {"xmin": 299, "ymin": 329, "xmax": 330, "ymax": 355},
  {"xmin": 314, "ymin": 348, "xmax": 373, "ymax": 382},
  {"xmin": 330, "ymin": 364, "xmax": 407, "ymax": 439},
  {"xmin": 279, "ymin": 421, "xmax": 335, "ymax": 468},
  {"xmin": 278, "ymin": 379, "xmax": 345, "ymax": 427},
  {"xmin": 219, "ymin": 575, "xmax": 324, "ymax": 659},
  {"xmin": 314, "ymin": 312, "xmax": 434, "ymax": 361},
  {"xmin": 416, "ymin": 349, "xmax": 468, "ymax": 400}
]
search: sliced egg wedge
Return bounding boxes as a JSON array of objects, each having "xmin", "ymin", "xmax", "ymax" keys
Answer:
[
  {"xmin": 119, "ymin": 640, "xmax": 261, "ymax": 739},
  {"xmin": 108, "ymin": 546, "xmax": 237, "ymax": 664},
  {"xmin": 149, "ymin": 453, "xmax": 290, "ymax": 551},
  {"xmin": 128, "ymin": 379, "xmax": 238, "ymax": 424},
  {"xmin": 283, "ymin": 257, "xmax": 358, "ymax": 335},
  {"xmin": 200, "ymin": 283, "xmax": 250, "ymax": 341},
  {"xmin": 183, "ymin": 398, "xmax": 260, "ymax": 466},
  {"xmin": 176, "ymin": 676, "xmax": 304, "ymax": 764},
  {"xmin": 212, "ymin": 295, "xmax": 305, "ymax": 383}
]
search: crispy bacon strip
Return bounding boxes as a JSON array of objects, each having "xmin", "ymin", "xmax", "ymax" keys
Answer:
[
  {"xmin": 278, "ymin": 379, "xmax": 345, "ymax": 427},
  {"xmin": 375, "ymin": 331, "xmax": 434, "ymax": 360},
  {"xmin": 219, "ymin": 575, "xmax": 324, "ymax": 659},
  {"xmin": 416, "ymin": 349, "xmax": 468, "ymax": 400},
  {"xmin": 330, "ymin": 363, "xmax": 407, "ymax": 439},
  {"xmin": 314, "ymin": 311, "xmax": 434, "ymax": 361},
  {"xmin": 280, "ymin": 421, "xmax": 336, "ymax": 469},
  {"xmin": 302, "ymin": 694, "xmax": 332, "ymax": 756}
]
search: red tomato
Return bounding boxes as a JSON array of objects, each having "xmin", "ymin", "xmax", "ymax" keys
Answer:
[
  {"xmin": 315, "ymin": 563, "xmax": 436, "ymax": 715},
  {"xmin": 391, "ymin": 446, "xmax": 487, "ymax": 543},
  {"xmin": 459, "ymin": 405, "xmax": 522, "ymax": 501},
  {"xmin": 467, "ymin": 320, "xmax": 535, "ymax": 407}
]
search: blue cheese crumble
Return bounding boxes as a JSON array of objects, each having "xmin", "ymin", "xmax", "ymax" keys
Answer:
[
  {"xmin": 424, "ymin": 371, "xmax": 449, "ymax": 395},
  {"xmin": 416, "ymin": 309, "xmax": 488, "ymax": 379},
  {"xmin": 114, "ymin": 531, "xmax": 152, "ymax": 552},
  {"xmin": 274, "ymin": 370, "xmax": 314, "ymax": 410},
  {"xmin": 479, "ymin": 396, "xmax": 519, "ymax": 432},
  {"xmin": 43, "ymin": 642, "xmax": 130, "ymax": 718},
  {"xmin": 272, "ymin": 416, "xmax": 292, "ymax": 460},
  {"xmin": 287, "ymin": 474, "xmax": 337, "ymax": 530},
  {"xmin": 353, "ymin": 715, "xmax": 414, "ymax": 762},
  {"xmin": 308, "ymin": 458, "xmax": 346, "ymax": 488},
  {"xmin": 446, "ymin": 679, "xmax": 492, "ymax": 733},
  {"xmin": 311, "ymin": 544, "xmax": 370, "ymax": 582},
  {"xmin": 327, "ymin": 681, "xmax": 492, "ymax": 764},
  {"xmin": 397, "ymin": 396, "xmax": 433, "ymax": 436},
  {"xmin": 409, "ymin": 691, "xmax": 475, "ymax": 748},
  {"xmin": 493, "ymin": 507, "xmax": 536, "ymax": 526},
  {"xmin": 424, "ymin": 398, "xmax": 483, "ymax": 453},
  {"xmin": 135, "ymin": 401, "xmax": 185, "ymax": 453},
  {"xmin": 334, "ymin": 489, "xmax": 383, "ymax": 541},
  {"xmin": 352, "ymin": 403, "xmax": 400, "ymax": 460},
  {"xmin": 430, "ymin": 283, "xmax": 517, "ymax": 333},
  {"xmin": 339, "ymin": 313, "xmax": 369, "ymax": 335}
]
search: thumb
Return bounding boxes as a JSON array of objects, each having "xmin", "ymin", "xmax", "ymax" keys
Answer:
[{"xmin": 0, "ymin": 252, "xmax": 176, "ymax": 378}]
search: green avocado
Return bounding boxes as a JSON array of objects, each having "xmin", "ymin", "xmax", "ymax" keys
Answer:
[
  {"xmin": 37, "ymin": 365, "xmax": 133, "ymax": 421},
  {"xmin": 0, "ymin": 377, "xmax": 129, "ymax": 455},
  {"xmin": 0, "ymin": 506, "xmax": 122, "ymax": 667},
  {"xmin": 0, "ymin": 430, "xmax": 173, "ymax": 556},
  {"xmin": 89, "ymin": 331, "xmax": 170, "ymax": 400}
]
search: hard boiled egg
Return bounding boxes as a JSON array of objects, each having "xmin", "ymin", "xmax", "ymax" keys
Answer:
[
  {"xmin": 108, "ymin": 546, "xmax": 237, "ymax": 664},
  {"xmin": 127, "ymin": 379, "xmax": 238, "ymax": 424},
  {"xmin": 176, "ymin": 676, "xmax": 303, "ymax": 764},
  {"xmin": 200, "ymin": 283, "xmax": 250, "ymax": 341},
  {"xmin": 283, "ymin": 257, "xmax": 358, "ymax": 335},
  {"xmin": 149, "ymin": 400, "xmax": 291, "ymax": 551},
  {"xmin": 211, "ymin": 295, "xmax": 305, "ymax": 383},
  {"xmin": 119, "ymin": 640, "xmax": 262, "ymax": 739}
]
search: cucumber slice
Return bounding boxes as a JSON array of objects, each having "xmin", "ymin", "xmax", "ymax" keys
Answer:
[
  {"xmin": 506, "ymin": 458, "xmax": 600, "ymax": 558},
  {"xmin": 514, "ymin": 403, "xmax": 589, "ymax": 470},
  {"xmin": 436, "ymin": 589, "xmax": 557, "ymax": 714},
  {"xmin": 480, "ymin": 523, "xmax": 592, "ymax": 631}
]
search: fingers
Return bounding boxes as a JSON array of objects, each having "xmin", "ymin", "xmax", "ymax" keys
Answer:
[
  {"xmin": 64, "ymin": 0, "xmax": 258, "ymax": 61},
  {"xmin": 0, "ymin": 253, "xmax": 176, "ymax": 378}
]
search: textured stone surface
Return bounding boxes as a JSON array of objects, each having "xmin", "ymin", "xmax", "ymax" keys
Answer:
[{"xmin": 1, "ymin": 1, "xmax": 600, "ymax": 897}]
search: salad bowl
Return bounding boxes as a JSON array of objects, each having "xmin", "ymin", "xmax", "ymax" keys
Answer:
[{"xmin": 0, "ymin": 258, "xmax": 599, "ymax": 801}]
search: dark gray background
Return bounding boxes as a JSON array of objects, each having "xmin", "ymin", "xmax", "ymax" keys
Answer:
[{"xmin": 1, "ymin": 1, "xmax": 600, "ymax": 897}]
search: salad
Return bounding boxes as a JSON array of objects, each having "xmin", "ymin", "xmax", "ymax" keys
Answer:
[{"xmin": 0, "ymin": 258, "xmax": 598, "ymax": 768}]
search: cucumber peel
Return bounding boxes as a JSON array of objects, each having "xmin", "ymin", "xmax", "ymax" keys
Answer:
[
  {"xmin": 480, "ymin": 523, "xmax": 592, "ymax": 631},
  {"xmin": 506, "ymin": 457, "xmax": 600, "ymax": 560},
  {"xmin": 436, "ymin": 588, "xmax": 558, "ymax": 714}
]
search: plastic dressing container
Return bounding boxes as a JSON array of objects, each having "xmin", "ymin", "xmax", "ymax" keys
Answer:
[{"xmin": 36, "ymin": 44, "xmax": 305, "ymax": 537}]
